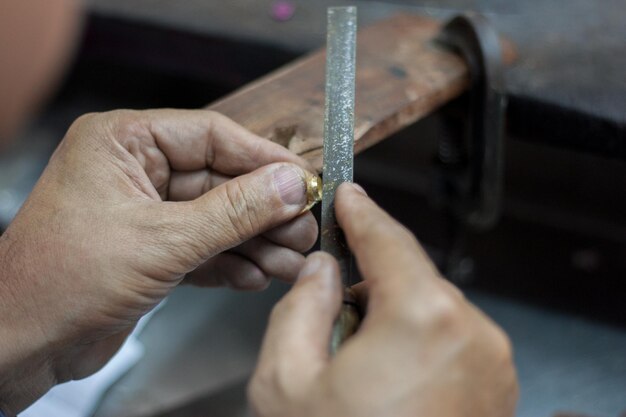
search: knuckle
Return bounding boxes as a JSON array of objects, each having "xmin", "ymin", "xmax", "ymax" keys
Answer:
[
  {"xmin": 394, "ymin": 290, "xmax": 464, "ymax": 333},
  {"xmin": 70, "ymin": 110, "xmax": 144, "ymax": 147},
  {"xmin": 66, "ymin": 110, "xmax": 156, "ymax": 173},
  {"xmin": 71, "ymin": 112, "xmax": 98, "ymax": 129},
  {"xmin": 426, "ymin": 293, "xmax": 464, "ymax": 330},
  {"xmin": 204, "ymin": 109, "xmax": 226, "ymax": 123},
  {"xmin": 64, "ymin": 112, "xmax": 100, "ymax": 145},
  {"xmin": 204, "ymin": 110, "xmax": 230, "ymax": 136},
  {"xmin": 109, "ymin": 110, "xmax": 147, "ymax": 141}
]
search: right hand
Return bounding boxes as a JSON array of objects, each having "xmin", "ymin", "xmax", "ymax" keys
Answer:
[{"xmin": 249, "ymin": 182, "xmax": 518, "ymax": 417}]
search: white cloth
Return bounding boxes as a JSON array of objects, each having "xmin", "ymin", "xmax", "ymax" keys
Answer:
[{"xmin": 21, "ymin": 304, "xmax": 163, "ymax": 417}]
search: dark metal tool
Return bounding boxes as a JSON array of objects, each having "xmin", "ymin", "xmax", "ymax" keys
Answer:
[
  {"xmin": 432, "ymin": 14, "xmax": 507, "ymax": 281},
  {"xmin": 435, "ymin": 13, "xmax": 506, "ymax": 231},
  {"xmin": 320, "ymin": 6, "xmax": 360, "ymax": 354}
]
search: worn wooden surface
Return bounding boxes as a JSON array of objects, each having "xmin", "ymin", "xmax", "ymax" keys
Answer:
[
  {"xmin": 89, "ymin": 0, "xmax": 626, "ymax": 158},
  {"xmin": 207, "ymin": 14, "xmax": 510, "ymax": 172}
]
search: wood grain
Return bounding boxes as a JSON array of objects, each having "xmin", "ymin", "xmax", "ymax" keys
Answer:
[{"xmin": 207, "ymin": 14, "xmax": 511, "ymax": 173}]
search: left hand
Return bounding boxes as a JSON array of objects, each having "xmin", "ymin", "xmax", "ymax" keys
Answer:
[{"xmin": 0, "ymin": 109, "xmax": 318, "ymax": 414}]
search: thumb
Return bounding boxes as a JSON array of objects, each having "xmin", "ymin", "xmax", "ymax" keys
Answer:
[
  {"xmin": 253, "ymin": 253, "xmax": 343, "ymax": 389},
  {"xmin": 151, "ymin": 162, "xmax": 314, "ymax": 270},
  {"xmin": 198, "ymin": 162, "xmax": 310, "ymax": 248}
]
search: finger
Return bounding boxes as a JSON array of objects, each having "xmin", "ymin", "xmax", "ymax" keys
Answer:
[
  {"xmin": 232, "ymin": 237, "xmax": 306, "ymax": 283},
  {"xmin": 185, "ymin": 252, "xmax": 270, "ymax": 291},
  {"xmin": 173, "ymin": 183, "xmax": 318, "ymax": 253},
  {"xmin": 255, "ymin": 252, "xmax": 342, "ymax": 386},
  {"xmin": 142, "ymin": 162, "xmax": 313, "ymax": 274},
  {"xmin": 143, "ymin": 109, "xmax": 312, "ymax": 174},
  {"xmin": 262, "ymin": 212, "xmax": 318, "ymax": 253},
  {"xmin": 335, "ymin": 183, "xmax": 441, "ymax": 305},
  {"xmin": 168, "ymin": 169, "xmax": 230, "ymax": 201}
]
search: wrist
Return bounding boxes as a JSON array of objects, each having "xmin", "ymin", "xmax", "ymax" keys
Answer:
[{"xmin": 0, "ymin": 233, "xmax": 58, "ymax": 414}]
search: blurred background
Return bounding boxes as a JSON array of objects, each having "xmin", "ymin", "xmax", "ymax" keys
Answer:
[{"xmin": 1, "ymin": 1, "xmax": 625, "ymax": 417}]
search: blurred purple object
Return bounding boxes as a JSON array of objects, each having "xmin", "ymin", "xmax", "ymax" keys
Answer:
[{"xmin": 271, "ymin": 0, "xmax": 296, "ymax": 22}]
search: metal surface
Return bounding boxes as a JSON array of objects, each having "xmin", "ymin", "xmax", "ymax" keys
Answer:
[
  {"xmin": 320, "ymin": 6, "xmax": 357, "ymax": 286},
  {"xmin": 301, "ymin": 174, "xmax": 323, "ymax": 213}
]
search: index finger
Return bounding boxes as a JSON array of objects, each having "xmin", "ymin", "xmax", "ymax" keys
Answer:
[
  {"xmin": 335, "ymin": 183, "xmax": 441, "ymax": 304},
  {"xmin": 143, "ymin": 109, "xmax": 311, "ymax": 174}
]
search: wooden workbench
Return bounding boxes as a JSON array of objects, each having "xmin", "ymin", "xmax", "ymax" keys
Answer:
[{"xmin": 87, "ymin": 0, "xmax": 626, "ymax": 158}]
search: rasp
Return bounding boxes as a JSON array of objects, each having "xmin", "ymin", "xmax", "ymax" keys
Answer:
[
  {"xmin": 321, "ymin": 6, "xmax": 356, "ymax": 282},
  {"xmin": 320, "ymin": 6, "xmax": 360, "ymax": 353}
]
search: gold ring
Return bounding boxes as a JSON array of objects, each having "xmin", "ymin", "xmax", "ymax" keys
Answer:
[{"xmin": 301, "ymin": 174, "xmax": 323, "ymax": 213}]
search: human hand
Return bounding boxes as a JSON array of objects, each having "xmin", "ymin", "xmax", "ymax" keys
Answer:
[
  {"xmin": 0, "ymin": 109, "xmax": 318, "ymax": 414},
  {"xmin": 249, "ymin": 183, "xmax": 518, "ymax": 417}
]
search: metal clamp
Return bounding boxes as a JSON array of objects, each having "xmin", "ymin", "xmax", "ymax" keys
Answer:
[{"xmin": 435, "ymin": 13, "xmax": 507, "ymax": 231}]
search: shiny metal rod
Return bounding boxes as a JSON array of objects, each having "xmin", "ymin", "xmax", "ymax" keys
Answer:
[{"xmin": 321, "ymin": 6, "xmax": 357, "ymax": 287}]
